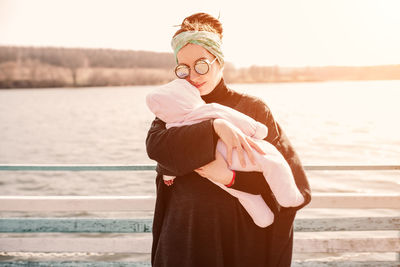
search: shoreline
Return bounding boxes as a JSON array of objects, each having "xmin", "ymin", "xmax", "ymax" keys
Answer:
[{"xmin": 1, "ymin": 77, "xmax": 400, "ymax": 90}]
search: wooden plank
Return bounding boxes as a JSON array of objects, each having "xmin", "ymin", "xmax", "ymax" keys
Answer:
[
  {"xmin": 0, "ymin": 218, "xmax": 153, "ymax": 233},
  {"xmin": 304, "ymin": 165, "xmax": 400, "ymax": 171},
  {"xmin": 292, "ymin": 261, "xmax": 400, "ymax": 267},
  {"xmin": 1, "ymin": 193, "xmax": 399, "ymax": 211},
  {"xmin": 0, "ymin": 236, "xmax": 398, "ymax": 253},
  {"xmin": 307, "ymin": 193, "xmax": 400, "ymax": 209},
  {"xmin": 294, "ymin": 237, "xmax": 400, "ymax": 253},
  {"xmin": 0, "ymin": 261, "xmax": 151, "ymax": 267},
  {"xmin": 0, "ymin": 196, "xmax": 156, "ymax": 211},
  {"xmin": 0, "ymin": 164, "xmax": 156, "ymax": 171},
  {"xmin": 0, "ymin": 261, "xmax": 398, "ymax": 267},
  {"xmin": 1, "ymin": 216, "xmax": 399, "ymax": 233},
  {"xmin": 294, "ymin": 216, "xmax": 400, "ymax": 232},
  {"xmin": 0, "ymin": 164, "xmax": 399, "ymax": 171},
  {"xmin": 0, "ymin": 237, "xmax": 152, "ymax": 253}
]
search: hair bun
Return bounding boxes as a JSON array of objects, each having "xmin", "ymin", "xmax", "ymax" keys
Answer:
[{"xmin": 174, "ymin": 12, "xmax": 223, "ymax": 39}]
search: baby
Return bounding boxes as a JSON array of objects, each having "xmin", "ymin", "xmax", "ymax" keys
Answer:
[{"xmin": 146, "ymin": 79, "xmax": 304, "ymax": 227}]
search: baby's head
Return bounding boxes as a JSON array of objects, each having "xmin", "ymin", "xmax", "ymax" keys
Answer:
[{"xmin": 146, "ymin": 79, "xmax": 205, "ymax": 123}]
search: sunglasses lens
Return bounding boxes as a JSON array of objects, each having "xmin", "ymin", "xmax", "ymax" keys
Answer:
[
  {"xmin": 195, "ymin": 60, "xmax": 209, "ymax": 75},
  {"xmin": 175, "ymin": 65, "xmax": 189, "ymax": 79}
]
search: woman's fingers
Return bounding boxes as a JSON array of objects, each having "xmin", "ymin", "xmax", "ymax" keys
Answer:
[
  {"xmin": 246, "ymin": 136, "xmax": 266, "ymax": 155},
  {"xmin": 214, "ymin": 118, "xmax": 264, "ymax": 167},
  {"xmin": 226, "ymin": 146, "xmax": 233, "ymax": 167},
  {"xmin": 235, "ymin": 144, "xmax": 246, "ymax": 168},
  {"xmin": 234, "ymin": 135, "xmax": 247, "ymax": 167},
  {"xmin": 240, "ymin": 136, "xmax": 256, "ymax": 165},
  {"xmin": 195, "ymin": 168, "xmax": 208, "ymax": 178}
]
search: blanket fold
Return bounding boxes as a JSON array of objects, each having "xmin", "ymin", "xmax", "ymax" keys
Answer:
[{"xmin": 146, "ymin": 79, "xmax": 304, "ymax": 228}]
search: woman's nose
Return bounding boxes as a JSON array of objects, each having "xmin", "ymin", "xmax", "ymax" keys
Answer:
[{"xmin": 188, "ymin": 68, "xmax": 200, "ymax": 81}]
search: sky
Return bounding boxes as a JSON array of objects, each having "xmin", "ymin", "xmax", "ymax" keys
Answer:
[{"xmin": 0, "ymin": 0, "xmax": 399, "ymax": 67}]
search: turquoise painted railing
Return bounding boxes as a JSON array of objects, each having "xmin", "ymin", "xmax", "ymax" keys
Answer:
[
  {"xmin": 0, "ymin": 164, "xmax": 399, "ymax": 267},
  {"xmin": 1, "ymin": 164, "xmax": 399, "ymax": 171}
]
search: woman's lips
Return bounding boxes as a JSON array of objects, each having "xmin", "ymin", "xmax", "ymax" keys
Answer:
[{"xmin": 193, "ymin": 82, "xmax": 206, "ymax": 88}]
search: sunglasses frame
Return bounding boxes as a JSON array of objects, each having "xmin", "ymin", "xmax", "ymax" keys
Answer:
[{"xmin": 175, "ymin": 57, "xmax": 217, "ymax": 79}]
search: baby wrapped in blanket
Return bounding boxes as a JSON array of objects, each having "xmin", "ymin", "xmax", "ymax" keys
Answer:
[{"xmin": 146, "ymin": 79, "xmax": 304, "ymax": 227}]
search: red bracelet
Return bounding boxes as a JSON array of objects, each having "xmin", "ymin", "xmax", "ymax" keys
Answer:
[{"xmin": 225, "ymin": 170, "xmax": 236, "ymax": 187}]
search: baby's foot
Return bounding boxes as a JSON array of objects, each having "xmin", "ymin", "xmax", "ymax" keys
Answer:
[{"xmin": 164, "ymin": 179, "xmax": 174, "ymax": 186}]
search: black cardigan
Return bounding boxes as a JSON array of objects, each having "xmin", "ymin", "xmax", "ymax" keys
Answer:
[{"xmin": 146, "ymin": 78, "xmax": 311, "ymax": 267}]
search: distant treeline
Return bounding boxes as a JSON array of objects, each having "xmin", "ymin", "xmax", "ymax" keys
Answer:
[
  {"xmin": 1, "ymin": 45, "xmax": 399, "ymax": 89},
  {"xmin": 0, "ymin": 46, "xmax": 175, "ymax": 69}
]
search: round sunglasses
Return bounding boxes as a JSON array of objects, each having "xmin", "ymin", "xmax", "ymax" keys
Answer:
[{"xmin": 174, "ymin": 57, "xmax": 217, "ymax": 79}]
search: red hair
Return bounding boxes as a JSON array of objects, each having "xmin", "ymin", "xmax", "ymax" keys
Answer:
[{"xmin": 173, "ymin": 12, "xmax": 223, "ymax": 40}]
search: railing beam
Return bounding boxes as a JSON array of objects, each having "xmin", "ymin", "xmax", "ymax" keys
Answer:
[
  {"xmin": 0, "ymin": 164, "xmax": 156, "ymax": 171},
  {"xmin": 0, "ymin": 193, "xmax": 399, "ymax": 211},
  {"xmin": 0, "ymin": 261, "xmax": 398, "ymax": 267},
  {"xmin": 0, "ymin": 164, "xmax": 399, "ymax": 171},
  {"xmin": 0, "ymin": 236, "xmax": 398, "ymax": 254},
  {"xmin": 0, "ymin": 217, "xmax": 399, "ymax": 233},
  {"xmin": 0, "ymin": 196, "xmax": 156, "ymax": 212}
]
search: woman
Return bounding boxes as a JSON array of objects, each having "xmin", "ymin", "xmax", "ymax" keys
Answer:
[{"xmin": 146, "ymin": 12, "xmax": 311, "ymax": 267}]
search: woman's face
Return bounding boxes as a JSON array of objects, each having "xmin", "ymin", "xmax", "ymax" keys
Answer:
[{"xmin": 176, "ymin": 43, "xmax": 223, "ymax": 95}]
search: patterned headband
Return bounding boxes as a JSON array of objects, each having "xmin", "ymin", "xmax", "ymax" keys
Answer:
[{"xmin": 171, "ymin": 30, "xmax": 224, "ymax": 67}]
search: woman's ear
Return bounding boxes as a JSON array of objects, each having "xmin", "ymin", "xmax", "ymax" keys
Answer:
[
  {"xmin": 217, "ymin": 64, "xmax": 224, "ymax": 75},
  {"xmin": 219, "ymin": 66, "xmax": 225, "ymax": 77}
]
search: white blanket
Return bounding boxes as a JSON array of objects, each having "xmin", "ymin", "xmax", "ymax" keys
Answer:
[{"xmin": 146, "ymin": 79, "xmax": 304, "ymax": 227}]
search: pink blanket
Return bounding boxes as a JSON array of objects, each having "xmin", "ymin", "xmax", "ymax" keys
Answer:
[{"xmin": 146, "ymin": 79, "xmax": 304, "ymax": 227}]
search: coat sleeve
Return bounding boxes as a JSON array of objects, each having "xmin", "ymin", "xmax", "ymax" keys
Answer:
[{"xmin": 146, "ymin": 117, "xmax": 218, "ymax": 177}]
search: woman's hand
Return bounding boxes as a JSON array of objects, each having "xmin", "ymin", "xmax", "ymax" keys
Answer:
[
  {"xmin": 195, "ymin": 151, "xmax": 234, "ymax": 185},
  {"xmin": 213, "ymin": 118, "xmax": 265, "ymax": 167}
]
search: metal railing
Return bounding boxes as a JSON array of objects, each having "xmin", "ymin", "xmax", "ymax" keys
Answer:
[
  {"xmin": 1, "ymin": 164, "xmax": 399, "ymax": 171},
  {"xmin": 0, "ymin": 164, "xmax": 399, "ymax": 266}
]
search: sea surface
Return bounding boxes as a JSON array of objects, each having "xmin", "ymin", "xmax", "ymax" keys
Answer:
[{"xmin": 0, "ymin": 80, "xmax": 399, "ymax": 262}]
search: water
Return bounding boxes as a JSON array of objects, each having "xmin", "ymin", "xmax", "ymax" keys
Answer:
[
  {"xmin": 0, "ymin": 80, "xmax": 399, "ymax": 262},
  {"xmin": 0, "ymin": 80, "xmax": 399, "ymax": 195}
]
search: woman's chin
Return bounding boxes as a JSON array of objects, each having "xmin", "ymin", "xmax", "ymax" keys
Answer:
[{"xmin": 199, "ymin": 85, "xmax": 213, "ymax": 96}]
